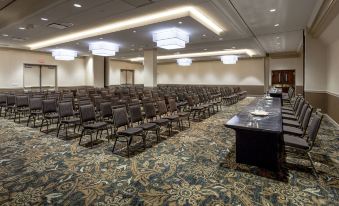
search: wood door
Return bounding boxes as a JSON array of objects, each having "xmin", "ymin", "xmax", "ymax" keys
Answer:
[{"xmin": 271, "ymin": 70, "xmax": 295, "ymax": 92}]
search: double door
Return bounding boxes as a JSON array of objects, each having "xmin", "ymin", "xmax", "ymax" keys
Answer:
[
  {"xmin": 271, "ymin": 70, "xmax": 295, "ymax": 92},
  {"xmin": 23, "ymin": 64, "xmax": 57, "ymax": 91}
]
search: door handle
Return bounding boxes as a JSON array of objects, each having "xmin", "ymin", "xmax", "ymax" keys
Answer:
[{"xmin": 278, "ymin": 73, "xmax": 281, "ymax": 83}]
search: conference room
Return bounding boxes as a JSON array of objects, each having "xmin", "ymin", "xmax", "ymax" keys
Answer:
[{"xmin": 0, "ymin": 0, "xmax": 338, "ymax": 205}]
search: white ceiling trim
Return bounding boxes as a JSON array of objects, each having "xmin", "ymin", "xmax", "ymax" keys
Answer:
[
  {"xmin": 129, "ymin": 49, "xmax": 255, "ymax": 61},
  {"xmin": 26, "ymin": 6, "xmax": 224, "ymax": 50}
]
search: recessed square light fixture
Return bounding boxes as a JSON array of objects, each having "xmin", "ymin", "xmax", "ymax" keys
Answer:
[
  {"xmin": 133, "ymin": 30, "xmax": 137, "ymax": 33},
  {"xmin": 269, "ymin": 9, "xmax": 276, "ymax": 12},
  {"xmin": 41, "ymin": 18, "xmax": 48, "ymax": 21},
  {"xmin": 204, "ymin": 49, "xmax": 207, "ymax": 51},
  {"xmin": 232, "ymin": 46, "xmax": 236, "ymax": 49},
  {"xmin": 202, "ymin": 34, "xmax": 206, "ymax": 37},
  {"xmin": 73, "ymin": 3, "xmax": 82, "ymax": 8},
  {"xmin": 18, "ymin": 27, "xmax": 26, "ymax": 30},
  {"xmin": 2, "ymin": 34, "xmax": 9, "ymax": 37},
  {"xmin": 219, "ymin": 38, "xmax": 223, "ymax": 40},
  {"xmin": 274, "ymin": 24, "xmax": 279, "ymax": 27},
  {"xmin": 178, "ymin": 21, "xmax": 183, "ymax": 24}
]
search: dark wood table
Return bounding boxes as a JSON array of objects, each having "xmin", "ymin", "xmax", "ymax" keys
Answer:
[{"xmin": 225, "ymin": 97, "xmax": 284, "ymax": 171}]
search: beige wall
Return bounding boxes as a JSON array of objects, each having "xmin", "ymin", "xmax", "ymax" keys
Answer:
[
  {"xmin": 305, "ymin": 35, "xmax": 328, "ymax": 92},
  {"xmin": 326, "ymin": 39, "xmax": 339, "ymax": 95},
  {"xmin": 0, "ymin": 48, "xmax": 86, "ymax": 88},
  {"xmin": 269, "ymin": 56, "xmax": 303, "ymax": 86},
  {"xmin": 108, "ymin": 60, "xmax": 143, "ymax": 85},
  {"xmin": 157, "ymin": 58, "xmax": 265, "ymax": 86}
]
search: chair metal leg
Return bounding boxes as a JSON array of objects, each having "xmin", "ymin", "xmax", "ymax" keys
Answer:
[
  {"xmin": 79, "ymin": 129, "xmax": 85, "ymax": 145},
  {"xmin": 112, "ymin": 137, "xmax": 117, "ymax": 153},
  {"xmin": 307, "ymin": 152, "xmax": 319, "ymax": 178},
  {"xmin": 40, "ymin": 119, "xmax": 45, "ymax": 131},
  {"xmin": 57, "ymin": 123, "xmax": 62, "ymax": 137}
]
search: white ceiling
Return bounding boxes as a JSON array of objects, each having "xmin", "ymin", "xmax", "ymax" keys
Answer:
[{"xmin": 0, "ymin": 0, "xmax": 322, "ymax": 60}]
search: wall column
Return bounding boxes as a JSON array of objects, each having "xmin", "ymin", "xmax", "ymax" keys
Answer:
[
  {"xmin": 143, "ymin": 48, "xmax": 157, "ymax": 88},
  {"xmin": 93, "ymin": 56, "xmax": 105, "ymax": 88}
]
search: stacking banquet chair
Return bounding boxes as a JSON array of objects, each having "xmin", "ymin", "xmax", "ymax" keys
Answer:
[
  {"xmin": 186, "ymin": 96, "xmax": 205, "ymax": 121},
  {"xmin": 282, "ymin": 87, "xmax": 295, "ymax": 105},
  {"xmin": 27, "ymin": 98, "xmax": 43, "ymax": 127},
  {"xmin": 99, "ymin": 102, "xmax": 114, "ymax": 135},
  {"xmin": 168, "ymin": 98, "xmax": 190, "ymax": 129},
  {"xmin": 112, "ymin": 107, "xmax": 145, "ymax": 157},
  {"xmin": 283, "ymin": 112, "xmax": 323, "ymax": 177},
  {"xmin": 282, "ymin": 98, "xmax": 305, "ymax": 120},
  {"xmin": 282, "ymin": 96, "xmax": 301, "ymax": 113},
  {"xmin": 0, "ymin": 94, "xmax": 6, "ymax": 117},
  {"xmin": 40, "ymin": 99, "xmax": 59, "ymax": 133},
  {"xmin": 129, "ymin": 104, "xmax": 160, "ymax": 142},
  {"xmin": 198, "ymin": 94, "xmax": 214, "ymax": 115},
  {"xmin": 57, "ymin": 102, "xmax": 80, "ymax": 138},
  {"xmin": 283, "ymin": 103, "xmax": 308, "ymax": 128},
  {"xmin": 143, "ymin": 101, "xmax": 170, "ymax": 137},
  {"xmin": 14, "ymin": 95, "xmax": 29, "ymax": 123},
  {"xmin": 79, "ymin": 105, "xmax": 109, "ymax": 148},
  {"xmin": 4, "ymin": 95, "xmax": 16, "ymax": 118},
  {"xmin": 283, "ymin": 106, "xmax": 313, "ymax": 137},
  {"xmin": 206, "ymin": 93, "xmax": 221, "ymax": 112},
  {"xmin": 157, "ymin": 100, "xmax": 180, "ymax": 136}
]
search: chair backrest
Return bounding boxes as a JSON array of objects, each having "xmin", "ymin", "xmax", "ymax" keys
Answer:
[
  {"xmin": 29, "ymin": 98, "xmax": 42, "ymax": 110},
  {"xmin": 156, "ymin": 100, "xmax": 167, "ymax": 116},
  {"xmin": 186, "ymin": 96, "xmax": 194, "ymax": 106},
  {"xmin": 42, "ymin": 99, "xmax": 57, "ymax": 114},
  {"xmin": 0, "ymin": 94, "xmax": 6, "ymax": 104},
  {"xmin": 298, "ymin": 104, "xmax": 309, "ymax": 122},
  {"xmin": 293, "ymin": 96, "xmax": 301, "ymax": 110},
  {"xmin": 100, "ymin": 102, "xmax": 113, "ymax": 118},
  {"xmin": 79, "ymin": 105, "xmax": 96, "ymax": 123},
  {"xmin": 143, "ymin": 102, "xmax": 156, "ymax": 119},
  {"xmin": 15, "ymin": 95, "xmax": 29, "ymax": 107},
  {"xmin": 6, "ymin": 95, "xmax": 15, "ymax": 106},
  {"xmin": 168, "ymin": 98, "xmax": 178, "ymax": 113},
  {"xmin": 307, "ymin": 112, "xmax": 323, "ymax": 149},
  {"xmin": 295, "ymin": 98, "xmax": 305, "ymax": 117},
  {"xmin": 58, "ymin": 102, "xmax": 74, "ymax": 118},
  {"xmin": 113, "ymin": 107, "xmax": 129, "ymax": 128},
  {"xmin": 301, "ymin": 106, "xmax": 313, "ymax": 132},
  {"xmin": 129, "ymin": 104, "xmax": 143, "ymax": 123}
]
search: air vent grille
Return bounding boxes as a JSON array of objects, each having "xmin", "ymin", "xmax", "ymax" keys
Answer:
[{"xmin": 48, "ymin": 23, "xmax": 73, "ymax": 30}]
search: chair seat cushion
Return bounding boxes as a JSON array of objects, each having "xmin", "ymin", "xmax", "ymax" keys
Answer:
[
  {"xmin": 137, "ymin": 122, "xmax": 157, "ymax": 130},
  {"xmin": 282, "ymin": 113, "xmax": 297, "ymax": 120},
  {"xmin": 283, "ymin": 125, "xmax": 303, "ymax": 136},
  {"xmin": 45, "ymin": 113, "xmax": 59, "ymax": 119},
  {"xmin": 17, "ymin": 107, "xmax": 29, "ymax": 111},
  {"xmin": 282, "ymin": 110, "xmax": 295, "ymax": 115},
  {"xmin": 178, "ymin": 112, "xmax": 189, "ymax": 117},
  {"xmin": 84, "ymin": 122, "xmax": 107, "ymax": 129},
  {"xmin": 151, "ymin": 118, "xmax": 169, "ymax": 125},
  {"xmin": 30, "ymin": 110, "xmax": 42, "ymax": 115},
  {"xmin": 284, "ymin": 134, "xmax": 309, "ymax": 150},
  {"xmin": 61, "ymin": 118, "xmax": 80, "ymax": 124},
  {"xmin": 283, "ymin": 119, "xmax": 300, "ymax": 127},
  {"xmin": 118, "ymin": 127, "xmax": 143, "ymax": 136},
  {"xmin": 164, "ymin": 115, "xmax": 179, "ymax": 121},
  {"xmin": 191, "ymin": 106, "xmax": 204, "ymax": 110}
]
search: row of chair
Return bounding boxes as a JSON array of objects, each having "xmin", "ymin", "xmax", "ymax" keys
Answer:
[
  {"xmin": 281, "ymin": 95, "xmax": 323, "ymax": 177},
  {"xmin": 0, "ymin": 88, "xmax": 227, "ymax": 156}
]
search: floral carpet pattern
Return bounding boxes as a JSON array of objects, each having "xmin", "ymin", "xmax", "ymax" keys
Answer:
[{"xmin": 0, "ymin": 97, "xmax": 338, "ymax": 205}]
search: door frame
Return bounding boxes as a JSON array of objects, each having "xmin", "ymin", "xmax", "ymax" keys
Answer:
[
  {"xmin": 23, "ymin": 63, "xmax": 58, "ymax": 91},
  {"xmin": 120, "ymin": 69, "xmax": 135, "ymax": 85}
]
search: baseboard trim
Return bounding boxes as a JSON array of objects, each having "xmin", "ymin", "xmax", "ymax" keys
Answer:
[{"xmin": 324, "ymin": 114, "xmax": 339, "ymax": 128}]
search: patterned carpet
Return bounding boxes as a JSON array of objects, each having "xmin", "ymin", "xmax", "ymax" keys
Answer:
[{"xmin": 0, "ymin": 97, "xmax": 338, "ymax": 205}]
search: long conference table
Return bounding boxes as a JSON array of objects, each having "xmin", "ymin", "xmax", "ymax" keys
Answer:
[{"xmin": 225, "ymin": 97, "xmax": 284, "ymax": 171}]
